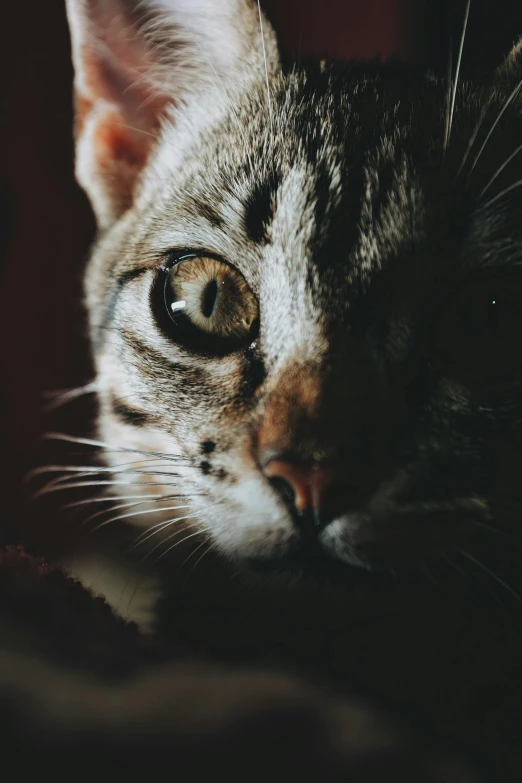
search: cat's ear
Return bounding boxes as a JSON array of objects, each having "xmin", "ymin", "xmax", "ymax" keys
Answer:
[{"xmin": 65, "ymin": 0, "xmax": 279, "ymax": 227}]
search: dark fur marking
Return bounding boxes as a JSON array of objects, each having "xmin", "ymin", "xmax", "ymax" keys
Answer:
[
  {"xmin": 109, "ymin": 393, "xmax": 155, "ymax": 427},
  {"xmin": 116, "ymin": 267, "xmax": 150, "ymax": 288},
  {"xmin": 216, "ymin": 468, "xmax": 228, "ymax": 481},
  {"xmin": 201, "ymin": 440, "xmax": 216, "ymax": 455},
  {"xmin": 194, "ymin": 201, "xmax": 225, "ymax": 229},
  {"xmin": 244, "ymin": 168, "xmax": 282, "ymax": 244},
  {"xmin": 312, "ymin": 161, "xmax": 333, "ymax": 244},
  {"xmin": 242, "ymin": 348, "xmax": 266, "ymax": 395},
  {"xmin": 121, "ymin": 330, "xmax": 206, "ymax": 386},
  {"xmin": 200, "ymin": 460, "xmax": 211, "ymax": 475}
]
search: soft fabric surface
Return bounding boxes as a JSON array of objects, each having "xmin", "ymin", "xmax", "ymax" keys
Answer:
[{"xmin": 0, "ymin": 545, "xmax": 479, "ymax": 780}]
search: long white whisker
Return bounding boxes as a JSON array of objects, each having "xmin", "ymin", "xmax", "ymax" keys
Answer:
[
  {"xmin": 91, "ymin": 504, "xmax": 193, "ymax": 532},
  {"xmin": 459, "ymin": 549, "xmax": 522, "ymax": 602},
  {"xmin": 28, "ymin": 459, "xmax": 185, "ymax": 480},
  {"xmin": 81, "ymin": 495, "xmax": 192, "ymax": 526},
  {"xmin": 63, "ymin": 494, "xmax": 165, "ymax": 508},
  {"xmin": 441, "ymin": 553, "xmax": 505, "ymax": 606},
  {"xmin": 446, "ymin": 0, "xmax": 470, "ymax": 152},
  {"xmin": 479, "ymin": 142, "xmax": 522, "ymax": 198},
  {"xmin": 469, "ymin": 518, "xmax": 518, "ymax": 541},
  {"xmin": 182, "ymin": 538, "xmax": 209, "ymax": 569},
  {"xmin": 440, "ymin": 553, "xmax": 470, "ymax": 582},
  {"xmin": 133, "ymin": 500, "xmax": 218, "ymax": 550},
  {"xmin": 44, "ymin": 432, "xmax": 191, "ymax": 463},
  {"xmin": 131, "ymin": 515, "xmax": 196, "ymax": 550},
  {"xmin": 468, "ymin": 78, "xmax": 522, "ymax": 177},
  {"xmin": 455, "ymin": 102, "xmax": 489, "ymax": 181},
  {"xmin": 153, "ymin": 528, "xmax": 206, "ymax": 563},
  {"xmin": 33, "ymin": 469, "xmax": 185, "ymax": 499},
  {"xmin": 482, "ymin": 177, "xmax": 522, "ymax": 209},
  {"xmin": 32, "ymin": 479, "xmax": 185, "ymax": 499},
  {"xmin": 140, "ymin": 518, "xmax": 200, "ymax": 557},
  {"xmin": 443, "ymin": 34, "xmax": 453, "ymax": 153},
  {"xmin": 43, "ymin": 382, "xmax": 99, "ymax": 411},
  {"xmin": 183, "ymin": 542, "xmax": 212, "ymax": 586}
]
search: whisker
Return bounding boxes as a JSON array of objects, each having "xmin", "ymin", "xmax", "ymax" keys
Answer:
[
  {"xmin": 44, "ymin": 432, "xmax": 192, "ymax": 463},
  {"xmin": 468, "ymin": 78, "xmax": 522, "ymax": 177},
  {"xmin": 183, "ymin": 542, "xmax": 212, "ymax": 586},
  {"xmin": 482, "ymin": 177, "xmax": 522, "ymax": 209},
  {"xmin": 442, "ymin": 553, "xmax": 505, "ymax": 606},
  {"xmin": 28, "ymin": 458, "xmax": 184, "ymax": 481},
  {"xmin": 80, "ymin": 495, "xmax": 193, "ymax": 526},
  {"xmin": 181, "ymin": 537, "xmax": 210, "ymax": 570},
  {"xmin": 43, "ymin": 382, "xmax": 99, "ymax": 411},
  {"xmin": 153, "ymin": 528, "xmax": 206, "ymax": 563},
  {"xmin": 132, "ymin": 515, "xmax": 197, "ymax": 550},
  {"xmin": 440, "ymin": 553, "xmax": 471, "ymax": 582},
  {"xmin": 132, "ymin": 501, "xmax": 218, "ymax": 551},
  {"xmin": 90, "ymin": 504, "xmax": 193, "ymax": 533},
  {"xmin": 41, "ymin": 466, "xmax": 186, "ymax": 480},
  {"xmin": 445, "ymin": 0, "xmax": 471, "ymax": 152},
  {"xmin": 31, "ymin": 479, "xmax": 186, "ymax": 499},
  {"xmin": 459, "ymin": 549, "xmax": 522, "ymax": 602},
  {"xmin": 455, "ymin": 103, "xmax": 488, "ymax": 180},
  {"xmin": 31, "ymin": 468, "xmax": 186, "ymax": 499},
  {"xmin": 443, "ymin": 33, "xmax": 453, "ymax": 153},
  {"xmin": 63, "ymin": 494, "xmax": 165, "ymax": 508},
  {"xmin": 479, "ymin": 142, "xmax": 522, "ymax": 198},
  {"xmin": 468, "ymin": 518, "xmax": 519, "ymax": 542}
]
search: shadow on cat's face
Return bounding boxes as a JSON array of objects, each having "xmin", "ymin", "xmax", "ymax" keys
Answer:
[{"xmin": 66, "ymin": 0, "xmax": 522, "ymax": 592}]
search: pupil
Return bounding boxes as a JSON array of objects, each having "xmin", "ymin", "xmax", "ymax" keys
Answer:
[{"xmin": 202, "ymin": 279, "xmax": 219, "ymax": 318}]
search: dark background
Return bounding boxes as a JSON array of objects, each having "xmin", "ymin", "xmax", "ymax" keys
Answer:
[{"xmin": 1, "ymin": 0, "xmax": 521, "ymax": 554}]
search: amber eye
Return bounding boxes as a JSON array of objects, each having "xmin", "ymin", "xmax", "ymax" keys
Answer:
[
  {"xmin": 162, "ymin": 255, "xmax": 259, "ymax": 354},
  {"xmin": 433, "ymin": 275, "xmax": 522, "ymax": 384}
]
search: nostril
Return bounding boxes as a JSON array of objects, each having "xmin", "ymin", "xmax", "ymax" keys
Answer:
[{"xmin": 262, "ymin": 457, "xmax": 337, "ymax": 531}]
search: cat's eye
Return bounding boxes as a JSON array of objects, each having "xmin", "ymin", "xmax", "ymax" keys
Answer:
[
  {"xmin": 433, "ymin": 275, "xmax": 522, "ymax": 384},
  {"xmin": 160, "ymin": 254, "xmax": 259, "ymax": 354}
]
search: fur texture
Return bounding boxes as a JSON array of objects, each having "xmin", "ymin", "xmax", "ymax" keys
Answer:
[{"xmin": 65, "ymin": 0, "xmax": 522, "ymax": 588}]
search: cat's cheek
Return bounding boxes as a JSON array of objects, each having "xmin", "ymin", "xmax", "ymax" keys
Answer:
[
  {"xmin": 319, "ymin": 517, "xmax": 373, "ymax": 570},
  {"xmin": 203, "ymin": 476, "xmax": 295, "ymax": 559}
]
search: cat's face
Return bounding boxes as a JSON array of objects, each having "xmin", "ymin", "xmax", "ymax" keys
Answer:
[{"xmin": 67, "ymin": 0, "xmax": 522, "ymax": 582}]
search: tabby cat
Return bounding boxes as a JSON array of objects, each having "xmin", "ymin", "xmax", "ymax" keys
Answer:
[{"xmin": 59, "ymin": 0, "xmax": 522, "ymax": 777}]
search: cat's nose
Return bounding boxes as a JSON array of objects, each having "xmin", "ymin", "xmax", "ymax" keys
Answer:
[{"xmin": 262, "ymin": 456, "xmax": 336, "ymax": 528}]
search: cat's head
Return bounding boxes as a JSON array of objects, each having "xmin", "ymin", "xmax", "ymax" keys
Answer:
[{"xmin": 66, "ymin": 0, "xmax": 522, "ymax": 582}]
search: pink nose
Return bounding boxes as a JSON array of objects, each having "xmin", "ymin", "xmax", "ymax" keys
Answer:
[{"xmin": 262, "ymin": 459, "xmax": 336, "ymax": 517}]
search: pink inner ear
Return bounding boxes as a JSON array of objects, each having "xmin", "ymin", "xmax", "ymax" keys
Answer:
[
  {"xmin": 94, "ymin": 111, "xmax": 151, "ymax": 168},
  {"xmin": 74, "ymin": 27, "xmax": 173, "ymax": 220},
  {"xmin": 87, "ymin": 107, "xmax": 159, "ymax": 216}
]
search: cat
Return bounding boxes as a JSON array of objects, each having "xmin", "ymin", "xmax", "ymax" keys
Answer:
[{"xmin": 56, "ymin": 0, "xmax": 522, "ymax": 777}]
